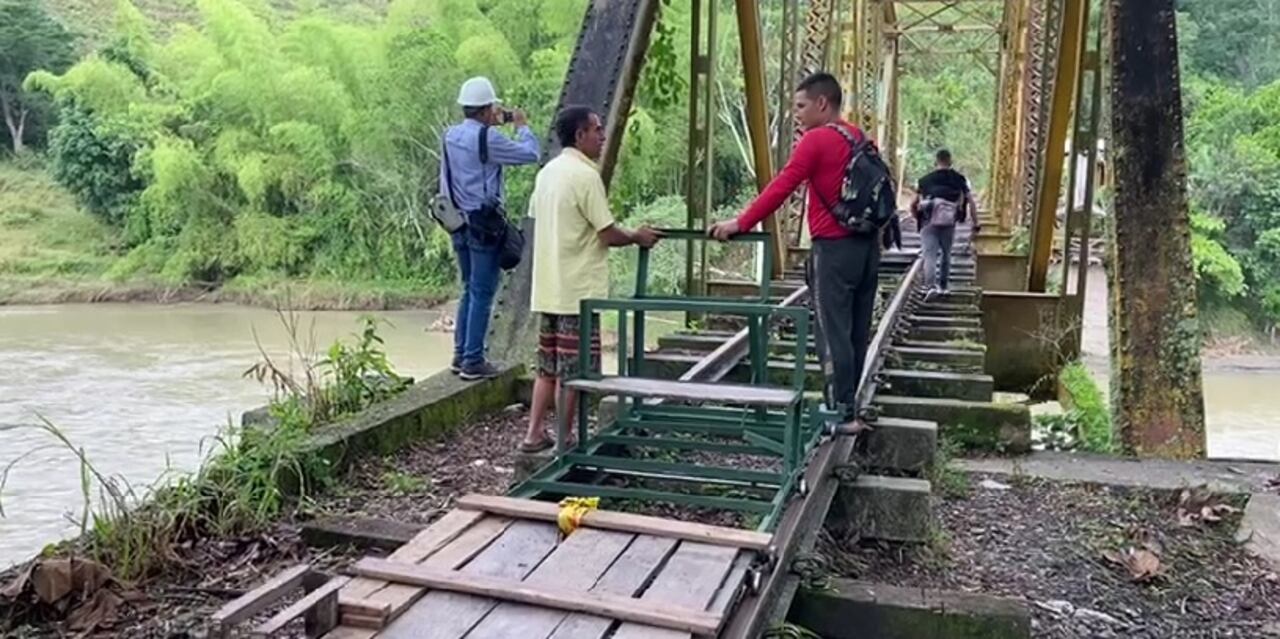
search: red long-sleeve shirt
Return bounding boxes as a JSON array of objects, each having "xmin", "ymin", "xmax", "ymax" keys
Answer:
[{"xmin": 736, "ymin": 120, "xmax": 866, "ymax": 240}]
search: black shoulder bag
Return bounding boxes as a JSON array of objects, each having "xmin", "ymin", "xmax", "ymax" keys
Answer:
[{"xmin": 476, "ymin": 125, "xmax": 524, "ymax": 271}]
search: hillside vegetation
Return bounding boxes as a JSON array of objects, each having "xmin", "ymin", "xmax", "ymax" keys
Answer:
[{"xmin": 2, "ymin": 0, "xmax": 1278, "ymax": 331}]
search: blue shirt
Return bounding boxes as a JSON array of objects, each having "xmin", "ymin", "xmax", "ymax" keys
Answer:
[{"xmin": 439, "ymin": 119, "xmax": 540, "ymax": 212}]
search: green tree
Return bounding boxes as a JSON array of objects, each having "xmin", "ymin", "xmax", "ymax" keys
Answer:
[
  {"xmin": 0, "ymin": 0, "xmax": 76, "ymax": 153},
  {"xmin": 1177, "ymin": 0, "xmax": 1280, "ymax": 89}
]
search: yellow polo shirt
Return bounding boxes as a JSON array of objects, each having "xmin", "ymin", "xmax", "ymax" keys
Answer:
[{"xmin": 529, "ymin": 147, "xmax": 617, "ymax": 315}]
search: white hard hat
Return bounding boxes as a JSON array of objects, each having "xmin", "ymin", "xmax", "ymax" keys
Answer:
[{"xmin": 457, "ymin": 77, "xmax": 502, "ymax": 107}]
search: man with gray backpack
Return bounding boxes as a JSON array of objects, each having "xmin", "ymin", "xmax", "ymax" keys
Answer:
[
  {"xmin": 435, "ymin": 77, "xmax": 540, "ymax": 380},
  {"xmin": 911, "ymin": 149, "xmax": 980, "ymax": 297}
]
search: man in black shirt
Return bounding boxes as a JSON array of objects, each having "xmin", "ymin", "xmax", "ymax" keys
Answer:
[{"xmin": 911, "ymin": 149, "xmax": 980, "ymax": 294}]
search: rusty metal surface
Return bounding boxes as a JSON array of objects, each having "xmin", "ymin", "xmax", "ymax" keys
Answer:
[{"xmin": 488, "ymin": 0, "xmax": 660, "ymax": 366}]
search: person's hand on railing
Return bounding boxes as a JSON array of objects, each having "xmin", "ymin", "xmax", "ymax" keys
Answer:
[
  {"xmin": 707, "ymin": 219, "xmax": 741, "ymax": 241},
  {"xmin": 633, "ymin": 226, "xmax": 663, "ymax": 248}
]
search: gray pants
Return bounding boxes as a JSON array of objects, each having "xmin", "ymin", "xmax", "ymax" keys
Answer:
[
  {"xmin": 921, "ymin": 224, "xmax": 956, "ymax": 291},
  {"xmin": 807, "ymin": 234, "xmax": 880, "ymax": 420}
]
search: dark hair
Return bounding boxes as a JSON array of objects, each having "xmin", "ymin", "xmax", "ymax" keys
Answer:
[
  {"xmin": 463, "ymin": 104, "xmax": 489, "ymax": 120},
  {"xmin": 935, "ymin": 148, "xmax": 953, "ymax": 165},
  {"xmin": 796, "ymin": 72, "xmax": 843, "ymax": 109},
  {"xmin": 555, "ymin": 105, "xmax": 596, "ymax": 148}
]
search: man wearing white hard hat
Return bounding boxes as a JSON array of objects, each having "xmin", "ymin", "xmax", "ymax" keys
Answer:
[{"xmin": 439, "ymin": 76, "xmax": 540, "ymax": 380}]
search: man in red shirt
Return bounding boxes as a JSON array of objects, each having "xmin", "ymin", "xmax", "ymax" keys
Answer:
[{"xmin": 709, "ymin": 73, "xmax": 879, "ymax": 430}]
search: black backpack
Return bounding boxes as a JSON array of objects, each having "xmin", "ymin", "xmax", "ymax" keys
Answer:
[{"xmin": 818, "ymin": 124, "xmax": 897, "ymax": 235}]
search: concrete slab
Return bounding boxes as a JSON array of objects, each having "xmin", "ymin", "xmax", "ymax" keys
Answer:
[
  {"xmin": 789, "ymin": 579, "xmax": 1031, "ymax": 639},
  {"xmin": 875, "ymin": 395, "xmax": 1031, "ymax": 452},
  {"xmin": 301, "ymin": 516, "xmax": 422, "ymax": 551},
  {"xmin": 829, "ymin": 475, "xmax": 933, "ymax": 542},
  {"xmin": 913, "ymin": 306, "xmax": 984, "ymax": 318},
  {"xmin": 302, "ymin": 367, "xmax": 522, "ymax": 468},
  {"xmin": 891, "ymin": 345, "xmax": 986, "ymax": 369},
  {"xmin": 857, "ymin": 417, "xmax": 938, "ymax": 472},
  {"xmin": 883, "ymin": 369, "xmax": 994, "ymax": 402},
  {"xmin": 908, "ymin": 325, "xmax": 985, "ymax": 343},
  {"xmin": 909, "ymin": 315, "xmax": 982, "ymax": 328},
  {"xmin": 952, "ymin": 451, "xmax": 1279, "ymax": 493},
  {"xmin": 1239, "ymin": 493, "xmax": 1280, "ymax": 571},
  {"xmin": 897, "ymin": 339, "xmax": 986, "ymax": 352}
]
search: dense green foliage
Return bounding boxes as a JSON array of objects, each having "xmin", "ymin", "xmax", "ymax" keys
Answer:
[
  {"xmin": 14, "ymin": 0, "xmax": 767, "ymax": 297},
  {"xmin": 25, "ymin": 0, "xmax": 555, "ymax": 289},
  {"xmin": 899, "ymin": 57, "xmax": 997, "ymax": 190},
  {"xmin": 1033, "ymin": 361, "xmax": 1112, "ymax": 453},
  {"xmin": 0, "ymin": 0, "xmax": 76, "ymax": 153},
  {"xmin": 1059, "ymin": 360, "xmax": 1112, "ymax": 452},
  {"xmin": 1179, "ymin": 1, "xmax": 1280, "ymax": 337}
]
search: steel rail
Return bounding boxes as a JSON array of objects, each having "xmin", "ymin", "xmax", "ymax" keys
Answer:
[{"xmin": 720, "ymin": 255, "xmax": 924, "ymax": 639}]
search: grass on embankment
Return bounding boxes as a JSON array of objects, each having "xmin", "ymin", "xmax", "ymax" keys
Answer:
[{"xmin": 0, "ymin": 161, "xmax": 450, "ymax": 309}]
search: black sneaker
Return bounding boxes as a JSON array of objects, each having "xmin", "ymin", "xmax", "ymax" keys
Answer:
[
  {"xmin": 450, "ymin": 357, "xmax": 462, "ymax": 375},
  {"xmin": 458, "ymin": 361, "xmax": 501, "ymax": 381}
]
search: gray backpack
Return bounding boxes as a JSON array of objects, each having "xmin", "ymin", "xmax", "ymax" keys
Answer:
[{"xmin": 922, "ymin": 197, "xmax": 959, "ymax": 227}]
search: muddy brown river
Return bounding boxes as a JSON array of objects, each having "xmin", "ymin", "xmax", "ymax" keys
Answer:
[
  {"xmin": 0, "ymin": 303, "xmax": 452, "ymax": 569},
  {"xmin": 1, "ymin": 300, "xmax": 1277, "ymax": 568}
]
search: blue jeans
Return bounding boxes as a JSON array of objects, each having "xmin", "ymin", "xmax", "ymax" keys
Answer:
[
  {"xmin": 921, "ymin": 224, "xmax": 956, "ymax": 291},
  {"xmin": 452, "ymin": 230, "xmax": 501, "ymax": 367}
]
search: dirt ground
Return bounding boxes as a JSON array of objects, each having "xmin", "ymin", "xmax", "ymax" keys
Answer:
[
  {"xmin": 10, "ymin": 409, "xmax": 1276, "ymax": 638},
  {"xmin": 821, "ymin": 473, "xmax": 1280, "ymax": 638}
]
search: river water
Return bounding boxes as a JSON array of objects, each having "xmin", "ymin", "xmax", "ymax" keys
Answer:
[
  {"xmin": 0, "ymin": 304, "xmax": 453, "ymax": 569},
  {"xmin": 2, "ymin": 296, "xmax": 1278, "ymax": 569},
  {"xmin": 1077, "ymin": 265, "xmax": 1280, "ymax": 463}
]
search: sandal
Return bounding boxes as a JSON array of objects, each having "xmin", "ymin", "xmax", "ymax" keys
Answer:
[{"xmin": 518, "ymin": 438, "xmax": 554, "ymax": 453}]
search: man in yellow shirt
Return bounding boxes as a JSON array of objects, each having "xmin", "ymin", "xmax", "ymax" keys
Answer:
[{"xmin": 522, "ymin": 106, "xmax": 662, "ymax": 452}]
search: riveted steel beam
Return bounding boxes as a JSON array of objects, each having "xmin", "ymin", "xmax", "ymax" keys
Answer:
[
  {"xmin": 1108, "ymin": 0, "xmax": 1206, "ymax": 457},
  {"xmin": 1027, "ymin": 0, "xmax": 1087, "ymax": 291},
  {"xmin": 736, "ymin": 0, "xmax": 785, "ymax": 277}
]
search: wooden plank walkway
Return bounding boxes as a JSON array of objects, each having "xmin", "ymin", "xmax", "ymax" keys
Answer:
[{"xmin": 322, "ymin": 495, "xmax": 759, "ymax": 639}]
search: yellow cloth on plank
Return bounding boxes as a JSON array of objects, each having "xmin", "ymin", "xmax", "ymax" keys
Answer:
[{"xmin": 557, "ymin": 496, "xmax": 600, "ymax": 536}]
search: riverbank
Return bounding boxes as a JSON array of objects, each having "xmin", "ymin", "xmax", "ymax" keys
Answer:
[
  {"xmin": 0, "ymin": 275, "xmax": 452, "ymax": 311},
  {"xmin": 0, "ymin": 162, "xmax": 451, "ymax": 312},
  {"xmin": 0, "ymin": 403, "xmax": 531, "ymax": 636}
]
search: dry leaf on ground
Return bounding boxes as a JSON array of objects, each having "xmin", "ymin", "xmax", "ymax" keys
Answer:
[
  {"xmin": 1177, "ymin": 488, "xmax": 1240, "ymax": 527},
  {"xmin": 0, "ymin": 557, "xmax": 139, "ymax": 633},
  {"xmin": 1103, "ymin": 547, "xmax": 1163, "ymax": 582}
]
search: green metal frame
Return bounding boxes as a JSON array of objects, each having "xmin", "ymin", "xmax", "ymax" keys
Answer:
[{"xmin": 509, "ymin": 230, "xmax": 840, "ymax": 531}]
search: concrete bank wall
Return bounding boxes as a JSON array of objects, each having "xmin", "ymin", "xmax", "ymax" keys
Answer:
[
  {"xmin": 976, "ymin": 254, "xmax": 1029, "ymax": 292},
  {"xmin": 301, "ymin": 366, "xmax": 522, "ymax": 469},
  {"xmin": 981, "ymin": 292, "xmax": 1077, "ymax": 396}
]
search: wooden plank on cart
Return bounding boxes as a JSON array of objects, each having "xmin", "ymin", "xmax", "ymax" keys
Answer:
[
  {"xmin": 462, "ymin": 528, "xmax": 635, "ymax": 639},
  {"xmin": 360, "ymin": 515, "xmax": 512, "ymax": 622},
  {"xmin": 352, "ymin": 558, "xmax": 722, "ymax": 635},
  {"xmin": 253, "ymin": 576, "xmax": 350, "ymax": 636},
  {"xmin": 322, "ymin": 515, "xmax": 512, "ymax": 639},
  {"xmin": 211, "ymin": 565, "xmax": 311, "ymax": 637},
  {"xmin": 456, "ymin": 494, "xmax": 773, "ymax": 551},
  {"xmin": 379, "ymin": 520, "xmax": 560, "ymax": 639},
  {"xmin": 546, "ymin": 535, "xmax": 679, "ymax": 639},
  {"xmin": 611, "ymin": 542, "xmax": 741, "ymax": 639},
  {"xmin": 708, "ymin": 553, "xmax": 753, "ymax": 618},
  {"xmin": 339, "ymin": 509, "xmax": 487, "ymax": 601}
]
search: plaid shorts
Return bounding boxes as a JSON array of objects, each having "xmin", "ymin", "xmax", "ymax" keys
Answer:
[{"xmin": 537, "ymin": 313, "xmax": 601, "ymax": 379}]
